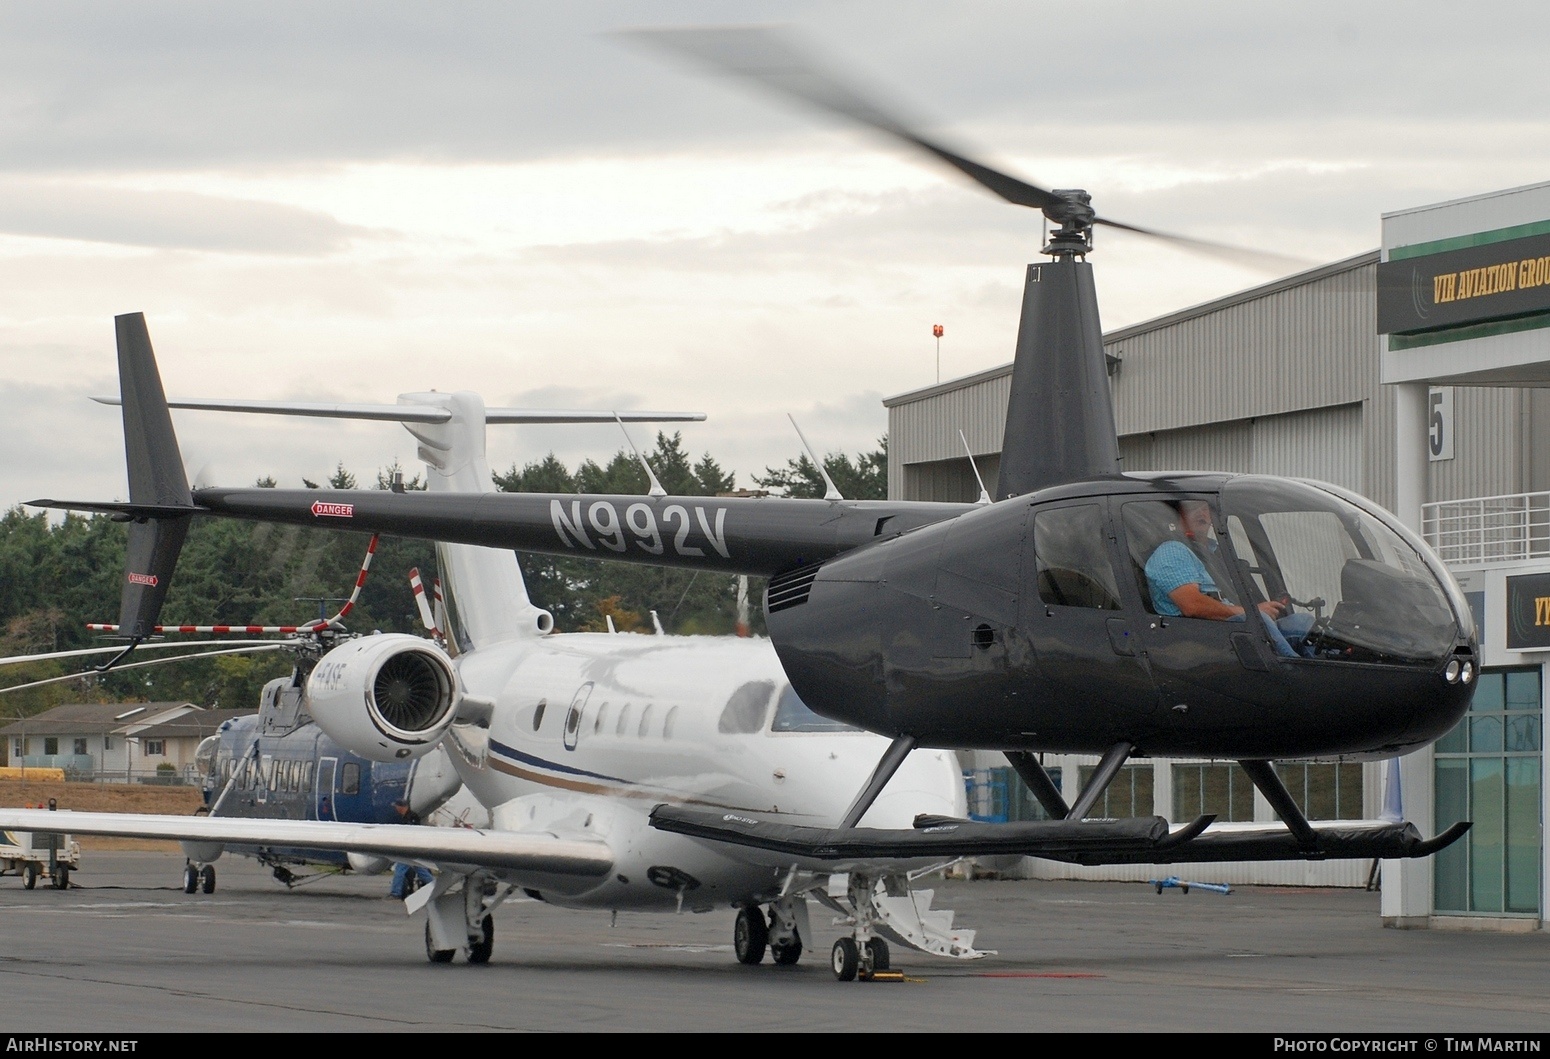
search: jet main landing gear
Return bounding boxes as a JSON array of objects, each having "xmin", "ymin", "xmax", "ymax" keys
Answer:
[{"xmin": 422, "ymin": 871, "xmax": 509, "ymax": 965}]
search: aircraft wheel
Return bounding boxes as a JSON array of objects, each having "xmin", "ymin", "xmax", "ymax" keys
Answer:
[
  {"xmin": 468, "ymin": 915, "xmax": 494, "ymax": 965},
  {"xmin": 425, "ymin": 922, "xmax": 455, "ymax": 964},
  {"xmin": 733, "ymin": 905, "xmax": 768, "ymax": 965},
  {"xmin": 200, "ymin": 865, "xmax": 216, "ymax": 894},
  {"xmin": 182, "ymin": 864, "xmax": 198, "ymax": 894},
  {"xmin": 52, "ymin": 866, "xmax": 69, "ymax": 890},
  {"xmin": 831, "ymin": 937, "xmax": 859, "ymax": 982},
  {"xmin": 22, "ymin": 863, "xmax": 37, "ymax": 890},
  {"xmin": 865, "ymin": 938, "xmax": 890, "ymax": 972},
  {"xmin": 770, "ymin": 929, "xmax": 802, "ymax": 966}
]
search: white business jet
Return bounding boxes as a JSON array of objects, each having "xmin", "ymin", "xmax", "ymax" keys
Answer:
[{"xmin": 0, "ymin": 353, "xmax": 982, "ymax": 979}]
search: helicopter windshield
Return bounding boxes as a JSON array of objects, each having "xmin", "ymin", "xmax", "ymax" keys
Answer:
[
  {"xmin": 770, "ymin": 685, "xmax": 859, "ymax": 733},
  {"xmin": 194, "ymin": 734, "xmax": 220, "ymax": 778},
  {"xmin": 1219, "ymin": 477, "xmax": 1463, "ymax": 666}
]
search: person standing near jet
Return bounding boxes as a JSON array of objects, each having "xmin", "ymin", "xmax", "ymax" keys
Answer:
[{"xmin": 389, "ymin": 800, "xmax": 432, "ymax": 898}]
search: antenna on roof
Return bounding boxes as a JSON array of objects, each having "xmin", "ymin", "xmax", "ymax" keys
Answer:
[
  {"xmin": 787, "ymin": 414, "xmax": 842, "ymax": 500},
  {"xmin": 960, "ymin": 430, "xmax": 991, "ymax": 505},
  {"xmin": 614, "ymin": 414, "xmax": 666, "ymax": 498}
]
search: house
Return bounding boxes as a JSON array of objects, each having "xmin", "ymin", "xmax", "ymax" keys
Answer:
[{"xmin": 0, "ymin": 703, "xmax": 249, "ymax": 782}]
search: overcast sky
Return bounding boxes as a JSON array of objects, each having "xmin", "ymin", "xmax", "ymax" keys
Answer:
[{"xmin": 3, "ymin": 0, "xmax": 1548, "ymax": 512}]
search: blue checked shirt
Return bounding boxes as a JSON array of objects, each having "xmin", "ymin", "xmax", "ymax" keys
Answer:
[{"xmin": 1145, "ymin": 540, "xmax": 1226, "ymax": 617}]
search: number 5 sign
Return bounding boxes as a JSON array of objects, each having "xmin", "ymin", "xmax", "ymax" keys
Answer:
[{"xmin": 1428, "ymin": 386, "xmax": 1454, "ymax": 462}]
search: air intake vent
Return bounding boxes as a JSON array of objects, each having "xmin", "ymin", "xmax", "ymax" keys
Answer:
[
  {"xmin": 767, "ymin": 564, "xmax": 821, "ymax": 613},
  {"xmin": 372, "ymin": 651, "xmax": 455, "ymax": 733}
]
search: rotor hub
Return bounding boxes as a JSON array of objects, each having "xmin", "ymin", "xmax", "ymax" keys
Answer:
[{"xmin": 1042, "ymin": 189, "xmax": 1095, "ymax": 258}]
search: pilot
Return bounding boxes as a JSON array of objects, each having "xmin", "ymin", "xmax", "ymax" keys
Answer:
[{"xmin": 1145, "ymin": 500, "xmax": 1313, "ymax": 657}]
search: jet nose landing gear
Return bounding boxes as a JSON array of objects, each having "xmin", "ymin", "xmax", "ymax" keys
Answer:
[{"xmin": 831, "ymin": 936, "xmax": 892, "ymax": 982}]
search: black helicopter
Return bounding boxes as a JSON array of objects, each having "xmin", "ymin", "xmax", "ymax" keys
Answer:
[{"xmin": 36, "ymin": 29, "xmax": 1475, "ymax": 872}]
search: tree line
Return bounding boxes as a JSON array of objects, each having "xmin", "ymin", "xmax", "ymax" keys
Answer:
[{"xmin": 0, "ymin": 434, "xmax": 886, "ymax": 716}]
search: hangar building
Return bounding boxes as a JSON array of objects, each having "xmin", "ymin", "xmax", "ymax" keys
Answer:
[{"xmin": 887, "ymin": 181, "xmax": 1550, "ymax": 928}]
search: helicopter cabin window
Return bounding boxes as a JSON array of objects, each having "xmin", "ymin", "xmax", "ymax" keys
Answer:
[
  {"xmin": 719, "ymin": 680, "xmax": 776, "ymax": 734},
  {"xmin": 1032, "ymin": 504, "xmax": 1121, "ymax": 610},
  {"xmin": 341, "ymin": 762, "xmax": 360, "ymax": 796},
  {"xmin": 771, "ymin": 685, "xmax": 858, "ymax": 733}
]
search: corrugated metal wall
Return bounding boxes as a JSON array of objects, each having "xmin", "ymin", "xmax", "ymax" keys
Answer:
[{"xmin": 888, "ymin": 252, "xmax": 1532, "ymax": 508}]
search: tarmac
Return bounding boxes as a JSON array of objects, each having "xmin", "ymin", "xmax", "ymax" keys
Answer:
[{"xmin": 0, "ymin": 851, "xmax": 1544, "ymax": 1033}]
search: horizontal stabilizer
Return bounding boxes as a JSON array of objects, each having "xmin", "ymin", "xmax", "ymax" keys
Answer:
[
  {"xmin": 92, "ymin": 395, "xmax": 706, "ymax": 425},
  {"xmin": 27, "ymin": 498, "xmax": 200, "ymax": 519},
  {"xmin": 650, "ymin": 805, "xmax": 1469, "ymax": 866}
]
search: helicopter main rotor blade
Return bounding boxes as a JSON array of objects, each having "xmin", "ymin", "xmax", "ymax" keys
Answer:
[
  {"xmin": 0, "ymin": 644, "xmax": 288, "ymax": 695},
  {"xmin": 1094, "ymin": 217, "xmax": 1315, "ymax": 273},
  {"xmin": 623, "ymin": 25, "xmax": 1061, "ymax": 212},
  {"xmin": 627, "ymin": 25, "xmax": 1308, "ymax": 271}
]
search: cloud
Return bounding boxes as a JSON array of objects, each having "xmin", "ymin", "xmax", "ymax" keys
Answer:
[{"xmin": 0, "ymin": 181, "xmax": 368, "ymax": 253}]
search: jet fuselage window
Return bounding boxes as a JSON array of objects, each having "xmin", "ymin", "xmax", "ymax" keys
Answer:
[
  {"xmin": 341, "ymin": 762, "xmax": 361, "ymax": 795},
  {"xmin": 663, "ymin": 706, "xmax": 679, "ymax": 739},
  {"xmin": 771, "ymin": 685, "xmax": 857, "ymax": 733},
  {"xmin": 719, "ymin": 680, "xmax": 775, "ymax": 734},
  {"xmin": 532, "ymin": 699, "xmax": 547, "ymax": 732},
  {"xmin": 637, "ymin": 704, "xmax": 654, "ymax": 738}
]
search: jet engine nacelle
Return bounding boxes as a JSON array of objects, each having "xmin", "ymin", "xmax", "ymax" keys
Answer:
[{"xmin": 306, "ymin": 634, "xmax": 459, "ymax": 762}]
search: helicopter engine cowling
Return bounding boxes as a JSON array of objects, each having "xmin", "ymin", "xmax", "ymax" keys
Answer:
[{"xmin": 306, "ymin": 635, "xmax": 459, "ymax": 762}]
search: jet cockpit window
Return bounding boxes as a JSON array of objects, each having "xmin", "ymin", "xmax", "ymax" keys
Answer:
[
  {"xmin": 1032, "ymin": 504, "xmax": 1122, "ymax": 610},
  {"xmin": 719, "ymin": 680, "xmax": 776, "ymax": 734},
  {"xmin": 771, "ymin": 685, "xmax": 858, "ymax": 733},
  {"xmin": 1220, "ymin": 477, "xmax": 1461, "ymax": 666}
]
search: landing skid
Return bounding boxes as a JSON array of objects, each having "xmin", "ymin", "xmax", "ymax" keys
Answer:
[{"xmin": 649, "ymin": 804, "xmax": 1468, "ymax": 866}]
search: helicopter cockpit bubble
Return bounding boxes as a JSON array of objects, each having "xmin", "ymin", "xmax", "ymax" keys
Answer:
[
  {"xmin": 1216, "ymin": 476, "xmax": 1470, "ymax": 667},
  {"xmin": 194, "ymin": 734, "xmax": 219, "ymax": 779}
]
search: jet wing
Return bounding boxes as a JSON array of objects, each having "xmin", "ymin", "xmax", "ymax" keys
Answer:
[
  {"xmin": 649, "ymin": 805, "xmax": 1469, "ymax": 868},
  {"xmin": 0, "ymin": 809, "xmax": 612, "ymax": 885},
  {"xmin": 29, "ymin": 488, "xmax": 973, "ymax": 578}
]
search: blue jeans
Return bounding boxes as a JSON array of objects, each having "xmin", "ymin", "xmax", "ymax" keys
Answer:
[
  {"xmin": 390, "ymin": 862, "xmax": 433, "ymax": 898},
  {"xmin": 1228, "ymin": 610, "xmax": 1317, "ymax": 658}
]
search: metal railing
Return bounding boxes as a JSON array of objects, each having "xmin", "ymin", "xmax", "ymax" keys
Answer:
[{"xmin": 1423, "ymin": 491, "xmax": 1550, "ymax": 566}]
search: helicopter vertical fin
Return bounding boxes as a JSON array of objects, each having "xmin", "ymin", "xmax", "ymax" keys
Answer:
[
  {"xmin": 995, "ymin": 260, "xmax": 1121, "ymax": 499},
  {"xmin": 111, "ymin": 313, "xmax": 197, "ymax": 644}
]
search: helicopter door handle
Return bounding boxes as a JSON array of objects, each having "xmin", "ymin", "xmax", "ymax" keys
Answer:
[{"xmin": 1106, "ymin": 618, "xmax": 1136, "ymax": 657}]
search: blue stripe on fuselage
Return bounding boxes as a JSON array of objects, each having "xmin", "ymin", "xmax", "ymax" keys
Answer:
[{"xmin": 488, "ymin": 739, "xmax": 631, "ymax": 785}]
